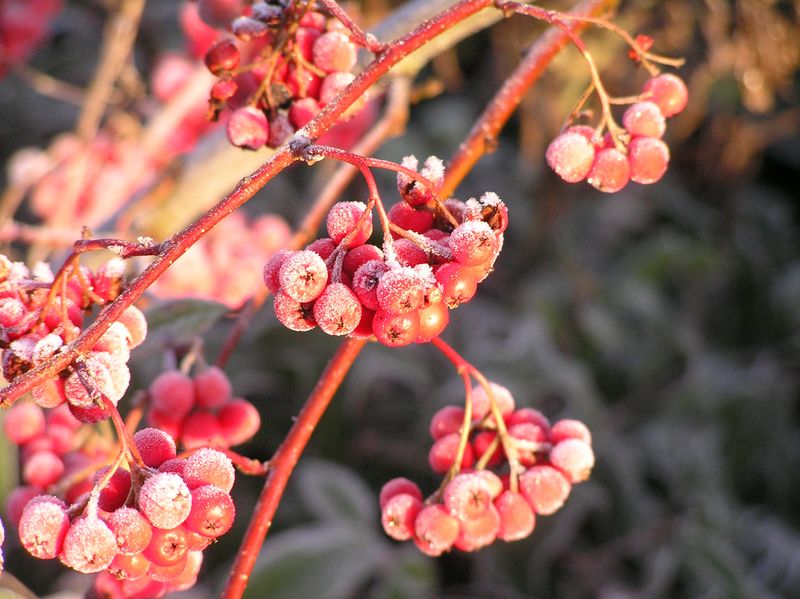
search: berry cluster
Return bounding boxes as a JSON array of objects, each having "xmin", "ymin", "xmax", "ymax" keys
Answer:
[
  {"xmin": 200, "ymin": 3, "xmax": 365, "ymax": 150},
  {"xmin": 380, "ymin": 382, "xmax": 595, "ymax": 554},
  {"xmin": 14, "ymin": 433, "xmax": 235, "ymax": 598},
  {"xmin": 1, "ymin": 255, "xmax": 147, "ymax": 422},
  {"xmin": 146, "ymin": 366, "xmax": 261, "ymax": 449},
  {"xmin": 150, "ymin": 211, "xmax": 290, "ymax": 308},
  {"xmin": 264, "ymin": 156, "xmax": 507, "ymax": 346},
  {"xmin": 546, "ymin": 73, "xmax": 688, "ymax": 192}
]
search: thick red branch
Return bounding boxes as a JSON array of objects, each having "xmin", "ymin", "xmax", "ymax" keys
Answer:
[{"xmin": 222, "ymin": 336, "xmax": 367, "ymax": 599}]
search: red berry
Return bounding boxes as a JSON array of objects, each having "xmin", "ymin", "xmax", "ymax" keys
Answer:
[
  {"xmin": 453, "ymin": 503, "xmax": 499, "ymax": 552},
  {"xmin": 134, "ymin": 427, "xmax": 177, "ymax": 468},
  {"xmin": 61, "ymin": 516, "xmax": 117, "ymax": 573},
  {"xmin": 546, "ymin": 131, "xmax": 595, "ymax": 183},
  {"xmin": 342, "ymin": 244, "xmax": 383, "ymax": 277},
  {"xmin": 622, "ymin": 101, "xmax": 666, "ymax": 138},
  {"xmin": 326, "ymin": 201, "xmax": 373, "ymax": 248},
  {"xmin": 204, "ymin": 38, "xmax": 240, "ymax": 75},
  {"xmin": 387, "ymin": 202, "xmax": 435, "ymax": 235},
  {"xmin": 549, "ymin": 419, "xmax": 592, "ymax": 445},
  {"xmin": 494, "ymin": 491, "xmax": 535, "ymax": 542},
  {"xmin": 449, "ymin": 221, "xmax": 498, "ymax": 266},
  {"xmin": 519, "ymin": 465, "xmax": 572, "ymax": 515},
  {"xmin": 278, "ymin": 250, "xmax": 329, "ymax": 303},
  {"xmin": 312, "ymin": 31, "xmax": 357, "ymax": 74},
  {"xmin": 376, "ymin": 267, "xmax": 425, "ymax": 314},
  {"xmin": 443, "ymin": 473, "xmax": 492, "ymax": 521},
  {"xmin": 149, "ymin": 370, "xmax": 195, "ymax": 419},
  {"xmin": 428, "ymin": 432, "xmax": 474, "ymax": 474},
  {"xmin": 183, "ymin": 448, "xmax": 235, "ymax": 492},
  {"xmin": 105, "ymin": 507, "xmax": 153, "ymax": 555},
  {"xmin": 435, "ymin": 262, "xmax": 478, "ymax": 308},
  {"xmin": 471, "ymin": 381, "xmax": 515, "ymax": 422},
  {"xmin": 415, "ymin": 299, "xmax": 449, "ymax": 343},
  {"xmin": 429, "ymin": 405, "xmax": 465, "ymax": 440},
  {"xmin": 3, "ymin": 401, "xmax": 45, "ymax": 445},
  {"xmin": 217, "ymin": 398, "xmax": 260, "ymax": 446},
  {"xmin": 108, "ymin": 552, "xmax": 151, "ymax": 580},
  {"xmin": 226, "ymin": 106, "xmax": 269, "ymax": 150},
  {"xmin": 313, "ymin": 282, "xmax": 363, "ymax": 336},
  {"xmin": 352, "ymin": 260, "xmax": 389, "ymax": 310},
  {"xmin": 643, "ymin": 73, "xmax": 688, "ymax": 117},
  {"xmin": 93, "ymin": 466, "xmax": 132, "ymax": 511},
  {"xmin": 263, "ymin": 249, "xmax": 292, "ymax": 293},
  {"xmin": 587, "ymin": 147, "xmax": 630, "ymax": 193},
  {"xmin": 549, "ymin": 438, "xmax": 595, "ymax": 483},
  {"xmin": 381, "ymin": 493, "xmax": 422, "ymax": 541},
  {"xmin": 379, "ymin": 477, "xmax": 423, "ymax": 510},
  {"xmin": 288, "ymin": 97, "xmax": 321, "ymax": 129},
  {"xmin": 319, "ymin": 72, "xmax": 356, "ymax": 106},
  {"xmin": 372, "ymin": 309, "xmax": 420, "ymax": 347},
  {"xmin": 181, "ymin": 409, "xmax": 226, "ymax": 449},
  {"xmin": 18, "ymin": 495, "xmax": 69, "ymax": 559},
  {"xmin": 273, "ymin": 291, "xmax": 317, "ymax": 332},
  {"xmin": 138, "ymin": 472, "xmax": 192, "ymax": 530},
  {"xmin": 627, "ymin": 136, "xmax": 670, "ymax": 184},
  {"xmin": 143, "ymin": 526, "xmax": 188, "ymax": 567},
  {"xmin": 22, "ymin": 449, "xmax": 64, "ymax": 489},
  {"xmin": 184, "ymin": 485, "xmax": 235, "ymax": 538},
  {"xmin": 193, "ymin": 366, "xmax": 232, "ymax": 409},
  {"xmin": 413, "ymin": 504, "xmax": 459, "ymax": 556}
]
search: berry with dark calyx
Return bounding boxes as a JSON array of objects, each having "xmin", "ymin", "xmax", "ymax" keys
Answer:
[
  {"xmin": 622, "ymin": 101, "xmax": 666, "ymax": 138},
  {"xmin": 627, "ymin": 136, "xmax": 670, "ymax": 184},
  {"xmin": 546, "ymin": 130, "xmax": 596, "ymax": 183},
  {"xmin": 643, "ymin": 73, "xmax": 688, "ymax": 117},
  {"xmin": 376, "ymin": 267, "xmax": 425, "ymax": 314},
  {"xmin": 519, "ymin": 465, "xmax": 572, "ymax": 516},
  {"xmin": 587, "ymin": 147, "xmax": 631, "ymax": 193},
  {"xmin": 108, "ymin": 551, "xmax": 150, "ymax": 580},
  {"xmin": 381, "ymin": 493, "xmax": 422, "ymax": 541},
  {"xmin": 184, "ymin": 485, "xmax": 236, "ymax": 538},
  {"xmin": 204, "ymin": 39, "xmax": 240, "ymax": 76},
  {"xmin": 443, "ymin": 473, "xmax": 492, "ymax": 521},
  {"xmin": 18, "ymin": 495, "xmax": 70, "ymax": 559},
  {"xmin": 278, "ymin": 250, "xmax": 329, "ymax": 303},
  {"xmin": 143, "ymin": 526, "xmax": 188, "ymax": 567},
  {"xmin": 273, "ymin": 291, "xmax": 316, "ymax": 331},
  {"xmin": 105, "ymin": 507, "xmax": 153, "ymax": 556},
  {"xmin": 313, "ymin": 282, "xmax": 362, "ymax": 336},
  {"xmin": 435, "ymin": 262, "xmax": 478, "ymax": 308},
  {"xmin": 60, "ymin": 515, "xmax": 117, "ymax": 574},
  {"xmin": 372, "ymin": 309, "xmax": 420, "ymax": 348}
]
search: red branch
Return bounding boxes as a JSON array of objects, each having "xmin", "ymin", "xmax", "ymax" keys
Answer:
[
  {"xmin": 0, "ymin": 0, "xmax": 496, "ymax": 409},
  {"xmin": 222, "ymin": 336, "xmax": 367, "ymax": 599},
  {"xmin": 442, "ymin": 0, "xmax": 618, "ymax": 197}
]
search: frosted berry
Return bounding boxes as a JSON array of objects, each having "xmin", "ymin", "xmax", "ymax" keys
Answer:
[
  {"xmin": 443, "ymin": 473, "xmax": 492, "ymax": 521},
  {"xmin": 494, "ymin": 491, "xmax": 535, "ymax": 542},
  {"xmin": 183, "ymin": 448, "xmax": 235, "ymax": 492},
  {"xmin": 519, "ymin": 465, "xmax": 572, "ymax": 515},
  {"xmin": 550, "ymin": 419, "xmax": 592, "ymax": 445},
  {"xmin": 449, "ymin": 221, "xmax": 498, "ymax": 267},
  {"xmin": 352, "ymin": 260, "xmax": 389, "ymax": 311},
  {"xmin": 134, "ymin": 428, "xmax": 177, "ymax": 468},
  {"xmin": 376, "ymin": 267, "xmax": 425, "ymax": 314},
  {"xmin": 193, "ymin": 366, "xmax": 232, "ymax": 409},
  {"xmin": 312, "ymin": 31, "xmax": 357, "ymax": 74},
  {"xmin": 3, "ymin": 401, "xmax": 45, "ymax": 445},
  {"xmin": 414, "ymin": 504, "xmax": 459, "ymax": 557},
  {"xmin": 627, "ymin": 136, "xmax": 670, "ymax": 184},
  {"xmin": 587, "ymin": 147, "xmax": 631, "ymax": 193},
  {"xmin": 326, "ymin": 201, "xmax": 372, "ymax": 248},
  {"xmin": 61, "ymin": 516, "xmax": 117, "ymax": 573},
  {"xmin": 471, "ymin": 381, "xmax": 515, "ymax": 422},
  {"xmin": 381, "ymin": 493, "xmax": 422, "ymax": 541},
  {"xmin": 379, "ymin": 477, "xmax": 423, "ymax": 509},
  {"xmin": 278, "ymin": 250, "xmax": 329, "ymax": 303},
  {"xmin": 138, "ymin": 472, "xmax": 192, "ymax": 530},
  {"xmin": 643, "ymin": 73, "xmax": 688, "ymax": 117},
  {"xmin": 622, "ymin": 101, "xmax": 666, "ymax": 138},
  {"xmin": 105, "ymin": 507, "xmax": 153, "ymax": 555},
  {"xmin": 149, "ymin": 370, "xmax": 195, "ymax": 419},
  {"xmin": 319, "ymin": 72, "xmax": 356, "ymax": 106},
  {"xmin": 546, "ymin": 130, "xmax": 596, "ymax": 183},
  {"xmin": 313, "ymin": 282, "xmax": 363, "ymax": 336},
  {"xmin": 273, "ymin": 291, "xmax": 317, "ymax": 332},
  {"xmin": 549, "ymin": 438, "xmax": 595, "ymax": 483},
  {"xmin": 18, "ymin": 496, "xmax": 70, "ymax": 559},
  {"xmin": 429, "ymin": 405, "xmax": 465, "ymax": 440}
]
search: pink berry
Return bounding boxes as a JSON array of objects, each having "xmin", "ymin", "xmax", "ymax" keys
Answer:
[
  {"xmin": 549, "ymin": 438, "xmax": 595, "ymax": 483},
  {"xmin": 278, "ymin": 250, "xmax": 329, "ymax": 303},
  {"xmin": 453, "ymin": 503, "xmax": 499, "ymax": 551},
  {"xmin": 105, "ymin": 507, "xmax": 153, "ymax": 555},
  {"xmin": 117, "ymin": 306, "xmax": 147, "ymax": 348},
  {"xmin": 134, "ymin": 427, "xmax": 177, "ymax": 468},
  {"xmin": 138, "ymin": 472, "xmax": 192, "ymax": 530},
  {"xmin": 3, "ymin": 401, "xmax": 45, "ymax": 445},
  {"xmin": 312, "ymin": 31, "xmax": 357, "ymax": 74},
  {"xmin": 376, "ymin": 267, "xmax": 425, "ymax": 314},
  {"xmin": 627, "ymin": 136, "xmax": 670, "ymax": 184},
  {"xmin": 546, "ymin": 131, "xmax": 596, "ymax": 183},
  {"xmin": 449, "ymin": 221, "xmax": 498, "ymax": 266},
  {"xmin": 494, "ymin": 491, "xmax": 535, "ymax": 542},
  {"xmin": 93, "ymin": 466, "xmax": 133, "ymax": 512},
  {"xmin": 443, "ymin": 473, "xmax": 492, "ymax": 521},
  {"xmin": 183, "ymin": 448, "xmax": 235, "ymax": 492},
  {"xmin": 273, "ymin": 291, "xmax": 317, "ymax": 332},
  {"xmin": 379, "ymin": 477, "xmax": 423, "ymax": 510},
  {"xmin": 471, "ymin": 382, "xmax": 515, "ymax": 422},
  {"xmin": 319, "ymin": 71, "xmax": 356, "ymax": 106},
  {"xmin": 622, "ymin": 101, "xmax": 666, "ymax": 138},
  {"xmin": 226, "ymin": 106, "xmax": 269, "ymax": 150},
  {"xmin": 313, "ymin": 282, "xmax": 363, "ymax": 336},
  {"xmin": 61, "ymin": 516, "xmax": 117, "ymax": 573},
  {"xmin": 217, "ymin": 398, "xmax": 261, "ymax": 446},
  {"xmin": 372, "ymin": 309, "xmax": 420, "ymax": 348},
  {"xmin": 326, "ymin": 201, "xmax": 373, "ymax": 248},
  {"xmin": 587, "ymin": 147, "xmax": 631, "ymax": 193},
  {"xmin": 429, "ymin": 405, "xmax": 465, "ymax": 440},
  {"xmin": 22, "ymin": 450, "xmax": 64, "ymax": 489},
  {"xmin": 18, "ymin": 495, "xmax": 70, "ymax": 559},
  {"xmin": 428, "ymin": 432, "xmax": 475, "ymax": 474},
  {"xmin": 263, "ymin": 249, "xmax": 292, "ymax": 293},
  {"xmin": 180, "ymin": 410, "xmax": 226, "ymax": 449},
  {"xmin": 509, "ymin": 407, "xmax": 551, "ymax": 431},
  {"xmin": 288, "ymin": 97, "xmax": 321, "ymax": 129},
  {"xmin": 643, "ymin": 73, "xmax": 688, "ymax": 117},
  {"xmin": 342, "ymin": 244, "xmax": 383, "ymax": 277},
  {"xmin": 149, "ymin": 370, "xmax": 195, "ymax": 419},
  {"xmin": 184, "ymin": 485, "xmax": 235, "ymax": 538},
  {"xmin": 549, "ymin": 419, "xmax": 592, "ymax": 445},
  {"xmin": 413, "ymin": 504, "xmax": 459, "ymax": 557},
  {"xmin": 435, "ymin": 262, "xmax": 478, "ymax": 308},
  {"xmin": 381, "ymin": 493, "xmax": 422, "ymax": 541},
  {"xmin": 519, "ymin": 465, "xmax": 572, "ymax": 515},
  {"xmin": 193, "ymin": 366, "xmax": 232, "ymax": 409}
]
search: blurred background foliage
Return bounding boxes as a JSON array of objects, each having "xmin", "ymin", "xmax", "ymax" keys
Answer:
[{"xmin": 1, "ymin": 0, "xmax": 800, "ymax": 598}]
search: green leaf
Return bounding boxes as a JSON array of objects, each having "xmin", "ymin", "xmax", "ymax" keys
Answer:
[
  {"xmin": 295, "ymin": 459, "xmax": 377, "ymax": 524},
  {"xmin": 243, "ymin": 523, "xmax": 383, "ymax": 599},
  {"xmin": 136, "ymin": 298, "xmax": 228, "ymax": 356}
]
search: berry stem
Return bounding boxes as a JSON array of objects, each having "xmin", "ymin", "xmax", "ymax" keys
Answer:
[
  {"xmin": 222, "ymin": 337, "xmax": 367, "ymax": 599},
  {"xmin": 443, "ymin": 0, "xmax": 618, "ymax": 196}
]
